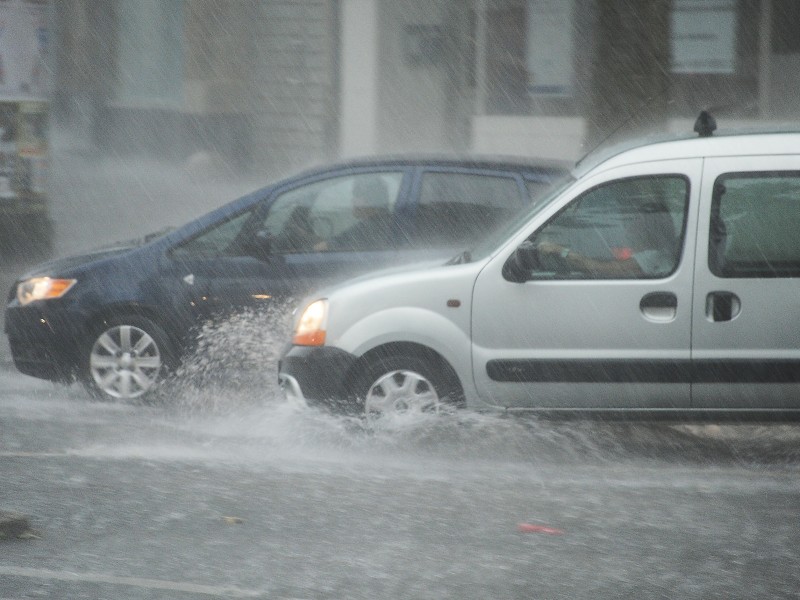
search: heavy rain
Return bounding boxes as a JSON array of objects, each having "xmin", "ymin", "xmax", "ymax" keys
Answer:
[{"xmin": 3, "ymin": 1, "xmax": 800, "ymax": 598}]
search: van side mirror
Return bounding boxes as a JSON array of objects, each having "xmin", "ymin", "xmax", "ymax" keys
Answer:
[{"xmin": 502, "ymin": 241, "xmax": 539, "ymax": 282}]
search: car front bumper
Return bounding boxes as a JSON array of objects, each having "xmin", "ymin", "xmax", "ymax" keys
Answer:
[{"xmin": 4, "ymin": 300, "xmax": 88, "ymax": 382}]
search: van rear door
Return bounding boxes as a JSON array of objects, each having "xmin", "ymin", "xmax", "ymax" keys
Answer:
[{"xmin": 691, "ymin": 156, "xmax": 800, "ymax": 410}]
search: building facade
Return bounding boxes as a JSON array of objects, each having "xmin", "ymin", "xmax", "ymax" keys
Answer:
[
  {"xmin": 51, "ymin": 0, "xmax": 800, "ymax": 176},
  {"xmin": 53, "ymin": 0, "xmax": 339, "ymax": 177}
]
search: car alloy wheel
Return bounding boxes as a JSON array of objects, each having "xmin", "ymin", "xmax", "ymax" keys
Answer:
[{"xmin": 87, "ymin": 316, "xmax": 171, "ymax": 400}]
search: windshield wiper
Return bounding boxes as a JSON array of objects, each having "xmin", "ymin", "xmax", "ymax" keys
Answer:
[
  {"xmin": 447, "ymin": 250, "xmax": 471, "ymax": 265},
  {"xmin": 142, "ymin": 226, "xmax": 175, "ymax": 243}
]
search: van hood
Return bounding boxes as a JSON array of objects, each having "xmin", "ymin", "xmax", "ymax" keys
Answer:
[{"xmin": 311, "ymin": 256, "xmax": 450, "ymax": 298}]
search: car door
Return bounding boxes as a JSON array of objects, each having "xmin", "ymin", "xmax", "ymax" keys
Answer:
[
  {"xmin": 165, "ymin": 169, "xmax": 409, "ymax": 321},
  {"xmin": 471, "ymin": 159, "xmax": 700, "ymax": 410},
  {"xmin": 691, "ymin": 156, "xmax": 800, "ymax": 409},
  {"xmin": 400, "ymin": 167, "xmax": 529, "ymax": 257}
]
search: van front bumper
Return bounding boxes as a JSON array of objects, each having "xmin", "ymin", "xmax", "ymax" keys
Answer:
[{"xmin": 278, "ymin": 345, "xmax": 358, "ymax": 407}]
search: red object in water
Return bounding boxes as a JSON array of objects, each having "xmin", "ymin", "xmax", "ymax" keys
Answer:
[
  {"xmin": 517, "ymin": 523, "xmax": 565, "ymax": 535},
  {"xmin": 612, "ymin": 247, "xmax": 633, "ymax": 260}
]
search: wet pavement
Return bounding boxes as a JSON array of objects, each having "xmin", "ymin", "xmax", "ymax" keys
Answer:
[{"xmin": 2, "ymin": 371, "xmax": 800, "ymax": 599}]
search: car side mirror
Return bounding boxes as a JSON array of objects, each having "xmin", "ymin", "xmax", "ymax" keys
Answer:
[
  {"xmin": 502, "ymin": 240, "xmax": 539, "ymax": 283},
  {"xmin": 245, "ymin": 229, "xmax": 273, "ymax": 261}
]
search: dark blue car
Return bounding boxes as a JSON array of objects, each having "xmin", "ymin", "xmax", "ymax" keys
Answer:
[{"xmin": 4, "ymin": 155, "xmax": 566, "ymax": 400}]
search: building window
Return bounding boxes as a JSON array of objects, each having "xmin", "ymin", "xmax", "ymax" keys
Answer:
[
  {"xmin": 115, "ymin": 0, "xmax": 184, "ymax": 108},
  {"xmin": 671, "ymin": 0, "xmax": 737, "ymax": 75},
  {"xmin": 668, "ymin": 0, "xmax": 760, "ymax": 118}
]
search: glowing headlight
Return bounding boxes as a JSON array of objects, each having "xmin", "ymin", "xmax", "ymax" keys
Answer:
[
  {"xmin": 293, "ymin": 299, "xmax": 328, "ymax": 346},
  {"xmin": 16, "ymin": 277, "xmax": 77, "ymax": 306}
]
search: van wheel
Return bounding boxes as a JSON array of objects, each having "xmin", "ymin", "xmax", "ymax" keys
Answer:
[
  {"xmin": 82, "ymin": 316, "xmax": 174, "ymax": 401},
  {"xmin": 352, "ymin": 353, "xmax": 462, "ymax": 422}
]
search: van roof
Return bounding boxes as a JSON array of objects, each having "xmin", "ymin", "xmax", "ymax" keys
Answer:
[{"xmin": 574, "ymin": 129, "xmax": 800, "ymax": 179}]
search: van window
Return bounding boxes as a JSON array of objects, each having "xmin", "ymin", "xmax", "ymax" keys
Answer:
[
  {"xmin": 412, "ymin": 172, "xmax": 522, "ymax": 248},
  {"xmin": 710, "ymin": 172, "xmax": 800, "ymax": 278},
  {"xmin": 531, "ymin": 175, "xmax": 688, "ymax": 279}
]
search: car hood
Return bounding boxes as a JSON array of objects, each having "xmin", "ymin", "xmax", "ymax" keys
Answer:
[
  {"xmin": 14, "ymin": 226, "xmax": 175, "ymax": 280},
  {"xmin": 16, "ymin": 245, "xmax": 136, "ymax": 279}
]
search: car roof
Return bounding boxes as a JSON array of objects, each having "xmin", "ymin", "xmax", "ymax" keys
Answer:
[
  {"xmin": 292, "ymin": 153, "xmax": 572, "ymax": 178},
  {"xmin": 575, "ymin": 129, "xmax": 800, "ymax": 179}
]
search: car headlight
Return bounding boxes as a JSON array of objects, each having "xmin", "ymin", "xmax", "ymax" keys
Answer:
[
  {"xmin": 293, "ymin": 299, "xmax": 328, "ymax": 346},
  {"xmin": 16, "ymin": 277, "xmax": 77, "ymax": 306}
]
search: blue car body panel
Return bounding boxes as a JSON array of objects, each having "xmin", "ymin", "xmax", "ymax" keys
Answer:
[{"xmin": 4, "ymin": 156, "xmax": 567, "ymax": 383}]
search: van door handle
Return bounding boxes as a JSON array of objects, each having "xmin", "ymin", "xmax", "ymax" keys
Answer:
[
  {"xmin": 706, "ymin": 291, "xmax": 741, "ymax": 322},
  {"xmin": 640, "ymin": 292, "xmax": 677, "ymax": 322}
]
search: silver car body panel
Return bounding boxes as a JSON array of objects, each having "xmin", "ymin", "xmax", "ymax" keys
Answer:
[
  {"xmin": 293, "ymin": 132, "xmax": 800, "ymax": 412},
  {"xmin": 691, "ymin": 154, "xmax": 800, "ymax": 409},
  {"xmin": 321, "ymin": 261, "xmax": 487, "ymax": 403},
  {"xmin": 471, "ymin": 158, "xmax": 702, "ymax": 409}
]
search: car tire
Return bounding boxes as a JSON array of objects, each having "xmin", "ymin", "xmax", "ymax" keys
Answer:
[
  {"xmin": 82, "ymin": 315, "xmax": 175, "ymax": 401},
  {"xmin": 351, "ymin": 353, "xmax": 463, "ymax": 422}
]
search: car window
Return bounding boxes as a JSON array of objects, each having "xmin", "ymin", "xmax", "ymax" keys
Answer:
[
  {"xmin": 710, "ymin": 171, "xmax": 800, "ymax": 278},
  {"xmin": 170, "ymin": 209, "xmax": 257, "ymax": 258},
  {"xmin": 411, "ymin": 172, "xmax": 522, "ymax": 248},
  {"xmin": 531, "ymin": 175, "xmax": 689, "ymax": 279},
  {"xmin": 263, "ymin": 172, "xmax": 403, "ymax": 253},
  {"xmin": 525, "ymin": 179, "xmax": 554, "ymax": 204}
]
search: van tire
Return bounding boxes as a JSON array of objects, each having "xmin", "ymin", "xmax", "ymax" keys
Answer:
[{"xmin": 351, "ymin": 353, "xmax": 462, "ymax": 422}]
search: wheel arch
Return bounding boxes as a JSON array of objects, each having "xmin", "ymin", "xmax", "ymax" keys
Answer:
[{"xmin": 343, "ymin": 341, "xmax": 465, "ymax": 404}]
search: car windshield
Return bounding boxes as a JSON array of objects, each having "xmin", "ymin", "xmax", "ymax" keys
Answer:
[
  {"xmin": 94, "ymin": 226, "xmax": 176, "ymax": 251},
  {"xmin": 458, "ymin": 173, "xmax": 576, "ymax": 263}
]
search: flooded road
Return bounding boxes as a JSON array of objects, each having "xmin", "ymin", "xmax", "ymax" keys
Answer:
[{"xmin": 2, "ymin": 364, "xmax": 800, "ymax": 599}]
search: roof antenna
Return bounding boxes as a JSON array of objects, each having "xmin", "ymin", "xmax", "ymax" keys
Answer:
[{"xmin": 694, "ymin": 111, "xmax": 717, "ymax": 137}]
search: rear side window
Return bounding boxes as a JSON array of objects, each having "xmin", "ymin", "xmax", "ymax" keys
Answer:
[
  {"xmin": 710, "ymin": 172, "xmax": 800, "ymax": 278},
  {"xmin": 264, "ymin": 172, "xmax": 403, "ymax": 253},
  {"xmin": 526, "ymin": 179, "xmax": 552, "ymax": 204},
  {"xmin": 411, "ymin": 172, "xmax": 523, "ymax": 248}
]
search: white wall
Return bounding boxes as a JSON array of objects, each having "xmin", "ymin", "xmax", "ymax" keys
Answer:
[
  {"xmin": 339, "ymin": 0, "xmax": 380, "ymax": 156},
  {"xmin": 472, "ymin": 116, "xmax": 587, "ymax": 162}
]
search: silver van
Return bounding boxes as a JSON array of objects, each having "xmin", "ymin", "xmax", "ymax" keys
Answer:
[{"xmin": 279, "ymin": 121, "xmax": 800, "ymax": 420}]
